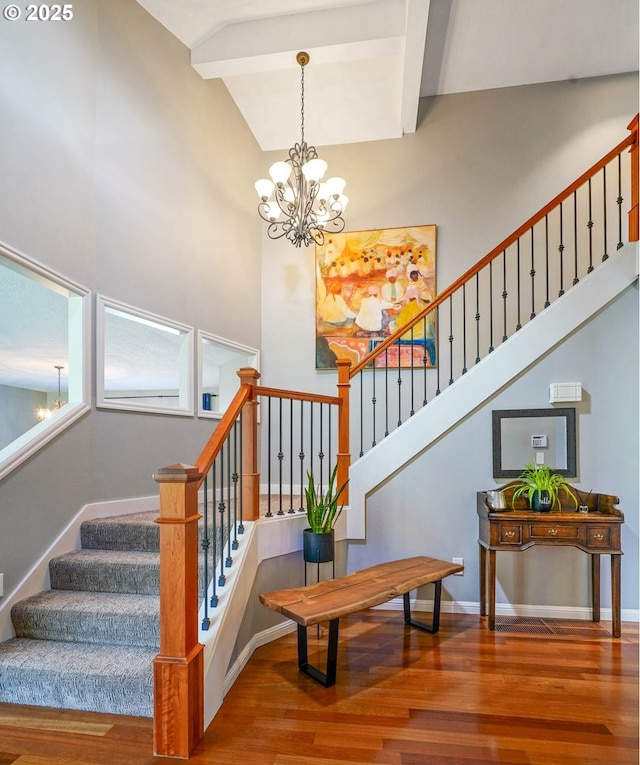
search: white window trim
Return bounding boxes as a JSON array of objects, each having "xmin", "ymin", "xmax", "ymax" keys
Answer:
[{"xmin": 0, "ymin": 241, "xmax": 91, "ymax": 481}]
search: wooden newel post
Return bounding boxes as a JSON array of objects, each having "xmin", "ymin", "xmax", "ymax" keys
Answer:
[
  {"xmin": 237, "ymin": 367, "xmax": 261, "ymax": 522},
  {"xmin": 628, "ymin": 114, "xmax": 639, "ymax": 242},
  {"xmin": 153, "ymin": 463, "xmax": 204, "ymax": 759},
  {"xmin": 336, "ymin": 359, "xmax": 351, "ymax": 504}
]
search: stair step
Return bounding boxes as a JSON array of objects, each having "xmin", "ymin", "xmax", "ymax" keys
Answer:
[
  {"xmin": 49, "ymin": 550, "xmax": 160, "ymax": 595},
  {"xmin": 11, "ymin": 590, "xmax": 159, "ymax": 647},
  {"xmin": 0, "ymin": 638, "xmax": 154, "ymax": 717},
  {"xmin": 80, "ymin": 511, "xmax": 159, "ymax": 552}
]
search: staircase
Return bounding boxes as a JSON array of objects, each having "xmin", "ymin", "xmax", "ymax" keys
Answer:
[{"xmin": 0, "ymin": 511, "xmax": 160, "ymax": 716}]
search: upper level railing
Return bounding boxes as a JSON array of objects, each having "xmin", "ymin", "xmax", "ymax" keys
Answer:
[
  {"xmin": 348, "ymin": 116, "xmax": 638, "ymax": 456},
  {"xmin": 152, "ymin": 114, "xmax": 638, "ymax": 759}
]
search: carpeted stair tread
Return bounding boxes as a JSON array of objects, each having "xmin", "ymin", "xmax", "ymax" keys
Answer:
[
  {"xmin": 11, "ymin": 590, "xmax": 159, "ymax": 647},
  {"xmin": 0, "ymin": 638, "xmax": 154, "ymax": 717},
  {"xmin": 80, "ymin": 511, "xmax": 160, "ymax": 552},
  {"xmin": 49, "ymin": 549, "xmax": 160, "ymax": 595}
]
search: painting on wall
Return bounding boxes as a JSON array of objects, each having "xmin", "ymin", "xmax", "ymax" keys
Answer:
[{"xmin": 315, "ymin": 225, "xmax": 437, "ymax": 370}]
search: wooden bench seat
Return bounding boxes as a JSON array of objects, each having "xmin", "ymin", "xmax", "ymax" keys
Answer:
[{"xmin": 259, "ymin": 556, "xmax": 463, "ymax": 686}]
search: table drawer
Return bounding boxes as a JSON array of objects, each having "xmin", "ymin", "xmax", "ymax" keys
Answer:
[
  {"xmin": 498, "ymin": 524, "xmax": 522, "ymax": 544},
  {"xmin": 528, "ymin": 524, "xmax": 580, "ymax": 541},
  {"xmin": 587, "ymin": 526, "xmax": 612, "ymax": 548}
]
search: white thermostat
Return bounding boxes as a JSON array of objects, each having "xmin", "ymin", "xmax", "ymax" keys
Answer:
[{"xmin": 531, "ymin": 434, "xmax": 548, "ymax": 448}]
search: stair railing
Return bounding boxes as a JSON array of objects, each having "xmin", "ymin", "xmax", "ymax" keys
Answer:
[
  {"xmin": 348, "ymin": 116, "xmax": 638, "ymax": 456},
  {"xmin": 152, "ymin": 115, "xmax": 637, "ymax": 758},
  {"xmin": 152, "ymin": 365, "xmax": 350, "ymax": 757}
]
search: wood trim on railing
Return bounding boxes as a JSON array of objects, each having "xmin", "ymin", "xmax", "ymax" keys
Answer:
[
  {"xmin": 350, "ymin": 124, "xmax": 638, "ymax": 378},
  {"xmin": 628, "ymin": 114, "xmax": 639, "ymax": 242},
  {"xmin": 194, "ymin": 383, "xmax": 252, "ymax": 480},
  {"xmin": 254, "ymin": 385, "xmax": 341, "ymax": 406},
  {"xmin": 336, "ymin": 359, "xmax": 351, "ymax": 503},
  {"xmin": 237, "ymin": 367, "xmax": 261, "ymax": 522},
  {"xmin": 153, "ymin": 463, "xmax": 204, "ymax": 759}
]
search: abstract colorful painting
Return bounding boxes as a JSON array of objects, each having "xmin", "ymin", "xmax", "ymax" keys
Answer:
[{"xmin": 315, "ymin": 225, "xmax": 437, "ymax": 370}]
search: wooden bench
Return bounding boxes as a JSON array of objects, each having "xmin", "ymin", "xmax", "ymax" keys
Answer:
[{"xmin": 259, "ymin": 556, "xmax": 463, "ymax": 687}]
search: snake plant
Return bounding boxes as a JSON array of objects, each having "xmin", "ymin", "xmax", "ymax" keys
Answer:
[{"xmin": 305, "ymin": 464, "xmax": 348, "ymax": 533}]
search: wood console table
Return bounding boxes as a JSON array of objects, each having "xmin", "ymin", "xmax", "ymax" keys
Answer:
[{"xmin": 477, "ymin": 486, "xmax": 624, "ymax": 637}]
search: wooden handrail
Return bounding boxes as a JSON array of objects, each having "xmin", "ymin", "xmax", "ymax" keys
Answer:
[
  {"xmin": 350, "ymin": 123, "xmax": 638, "ymax": 378},
  {"xmin": 194, "ymin": 383, "xmax": 252, "ymax": 480},
  {"xmin": 255, "ymin": 384, "xmax": 341, "ymax": 407}
]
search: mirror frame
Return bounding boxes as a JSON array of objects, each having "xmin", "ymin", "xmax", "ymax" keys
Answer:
[
  {"xmin": 492, "ymin": 407, "xmax": 577, "ymax": 478},
  {"xmin": 96, "ymin": 295, "xmax": 194, "ymax": 416}
]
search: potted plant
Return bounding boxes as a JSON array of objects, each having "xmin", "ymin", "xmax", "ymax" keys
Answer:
[
  {"xmin": 303, "ymin": 464, "xmax": 348, "ymax": 563},
  {"xmin": 511, "ymin": 463, "xmax": 579, "ymax": 512}
]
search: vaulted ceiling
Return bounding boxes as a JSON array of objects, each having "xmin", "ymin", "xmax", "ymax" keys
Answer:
[{"xmin": 136, "ymin": 0, "xmax": 639, "ymax": 151}]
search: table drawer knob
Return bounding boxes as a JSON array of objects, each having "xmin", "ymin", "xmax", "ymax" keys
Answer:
[
  {"xmin": 504, "ymin": 531, "xmax": 516, "ymax": 538},
  {"xmin": 547, "ymin": 528, "xmax": 558, "ymax": 535},
  {"xmin": 593, "ymin": 533, "xmax": 604, "ymax": 541}
]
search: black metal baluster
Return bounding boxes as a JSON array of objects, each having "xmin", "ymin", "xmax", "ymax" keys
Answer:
[
  {"xmin": 558, "ymin": 202, "xmax": 565, "ymax": 297},
  {"xmin": 265, "ymin": 397, "xmax": 272, "ymax": 517},
  {"xmin": 298, "ymin": 399, "xmax": 305, "ymax": 512},
  {"xmin": 225, "ymin": 441, "xmax": 232, "ymax": 568},
  {"xmin": 288, "ymin": 399, "xmax": 295, "ymax": 513},
  {"xmin": 210, "ymin": 463, "xmax": 218, "ymax": 607},
  {"xmin": 231, "ymin": 421, "xmax": 239, "ymax": 549},
  {"xmin": 397, "ymin": 340, "xmax": 402, "ymax": 426},
  {"xmin": 587, "ymin": 177, "xmax": 594, "ymax": 273},
  {"xmin": 515, "ymin": 239, "xmax": 522, "ymax": 331},
  {"xmin": 318, "ymin": 402, "xmax": 324, "ymax": 485},
  {"xmin": 475, "ymin": 273, "xmax": 480, "ymax": 365},
  {"xmin": 572, "ymin": 190, "xmax": 579, "ymax": 285},
  {"xmin": 461, "ymin": 284, "xmax": 467, "ymax": 374},
  {"xmin": 616, "ymin": 153, "xmax": 623, "ymax": 249},
  {"xmin": 602, "ymin": 165, "xmax": 609, "ymax": 261},
  {"xmin": 201, "ymin": 474, "xmax": 211, "ymax": 629},
  {"xmin": 409, "ymin": 326, "xmax": 415, "ymax": 415},
  {"xmin": 238, "ymin": 411, "xmax": 244, "ymax": 534},
  {"xmin": 371, "ymin": 363, "xmax": 377, "ymax": 448},
  {"xmin": 448, "ymin": 295, "xmax": 454, "ymax": 386},
  {"xmin": 384, "ymin": 349, "xmax": 389, "ymax": 436},
  {"xmin": 310, "ymin": 401, "xmax": 315, "ymax": 486},
  {"xmin": 435, "ymin": 305, "xmax": 441, "ymax": 395},
  {"xmin": 488, "ymin": 261, "xmax": 494, "ymax": 353},
  {"xmin": 277, "ymin": 398, "xmax": 284, "ymax": 515},
  {"xmin": 422, "ymin": 317, "xmax": 428, "ymax": 405},
  {"xmin": 501, "ymin": 250, "xmax": 508, "ymax": 342},
  {"xmin": 359, "ymin": 373, "xmax": 364, "ymax": 458},
  {"xmin": 529, "ymin": 226, "xmax": 536, "ymax": 320},
  {"xmin": 218, "ymin": 446, "xmax": 226, "ymax": 587},
  {"xmin": 544, "ymin": 215, "xmax": 550, "ymax": 308}
]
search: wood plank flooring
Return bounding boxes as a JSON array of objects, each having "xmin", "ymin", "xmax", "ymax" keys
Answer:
[{"xmin": 0, "ymin": 612, "xmax": 637, "ymax": 764}]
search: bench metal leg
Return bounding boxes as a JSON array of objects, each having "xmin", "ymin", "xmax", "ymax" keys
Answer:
[
  {"xmin": 403, "ymin": 579, "xmax": 442, "ymax": 634},
  {"xmin": 297, "ymin": 619, "xmax": 339, "ymax": 687}
]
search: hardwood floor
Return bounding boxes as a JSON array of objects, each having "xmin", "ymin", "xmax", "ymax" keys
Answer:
[{"xmin": 0, "ymin": 612, "xmax": 637, "ymax": 764}]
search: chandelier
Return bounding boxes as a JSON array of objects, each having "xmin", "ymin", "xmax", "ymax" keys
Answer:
[
  {"xmin": 254, "ymin": 51, "xmax": 348, "ymax": 248},
  {"xmin": 36, "ymin": 365, "xmax": 65, "ymax": 421}
]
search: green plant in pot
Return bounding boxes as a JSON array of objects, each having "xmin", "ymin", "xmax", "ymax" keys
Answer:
[
  {"xmin": 511, "ymin": 463, "xmax": 578, "ymax": 512},
  {"xmin": 303, "ymin": 464, "xmax": 348, "ymax": 563}
]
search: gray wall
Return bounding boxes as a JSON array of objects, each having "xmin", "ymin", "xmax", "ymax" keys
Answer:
[
  {"xmin": 0, "ymin": 0, "xmax": 262, "ymax": 594},
  {"xmin": 259, "ymin": 74, "xmax": 639, "ymax": 615}
]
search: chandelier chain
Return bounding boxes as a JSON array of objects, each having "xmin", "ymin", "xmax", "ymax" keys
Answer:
[{"xmin": 300, "ymin": 62, "xmax": 305, "ymax": 147}]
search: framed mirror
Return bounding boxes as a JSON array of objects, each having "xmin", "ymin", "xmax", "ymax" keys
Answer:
[
  {"xmin": 492, "ymin": 407, "xmax": 577, "ymax": 478},
  {"xmin": 198, "ymin": 331, "xmax": 259, "ymax": 418},
  {"xmin": 96, "ymin": 296, "xmax": 194, "ymax": 416}
]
